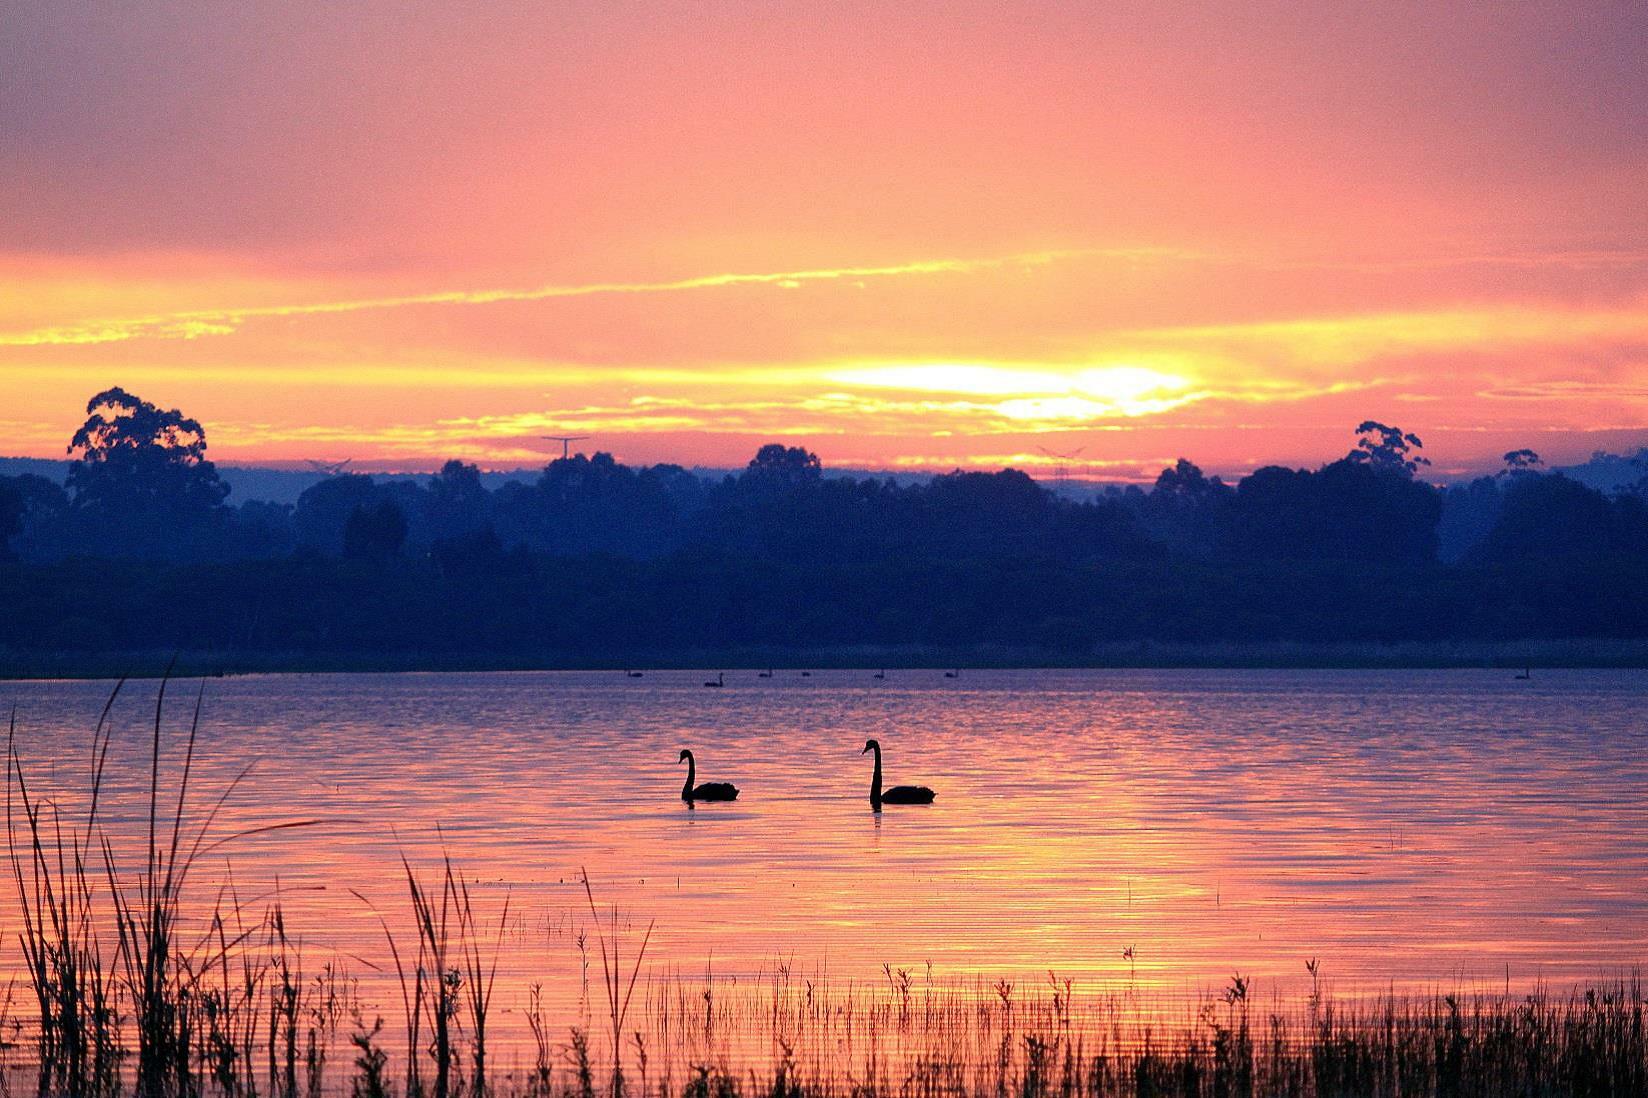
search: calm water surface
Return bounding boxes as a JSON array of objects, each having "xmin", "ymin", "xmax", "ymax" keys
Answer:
[{"xmin": 3, "ymin": 669, "xmax": 1645, "ymax": 1030}]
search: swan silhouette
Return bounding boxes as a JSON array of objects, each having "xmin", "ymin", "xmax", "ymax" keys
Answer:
[
  {"xmin": 758, "ymin": 668, "xmax": 773, "ymax": 678},
  {"xmin": 862, "ymin": 738, "xmax": 935, "ymax": 809},
  {"xmin": 679, "ymin": 749, "xmax": 739, "ymax": 801},
  {"xmin": 1514, "ymin": 665, "xmax": 1532, "ymax": 680},
  {"xmin": 704, "ymin": 672, "xmax": 724, "ymax": 688},
  {"xmin": 625, "ymin": 669, "xmax": 644, "ymax": 678},
  {"xmin": 873, "ymin": 669, "xmax": 886, "ymax": 680},
  {"xmin": 943, "ymin": 668, "xmax": 959, "ymax": 679}
]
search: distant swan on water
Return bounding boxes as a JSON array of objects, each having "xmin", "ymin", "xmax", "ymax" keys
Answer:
[
  {"xmin": 625, "ymin": 669, "xmax": 644, "ymax": 678},
  {"xmin": 1514, "ymin": 665, "xmax": 1532, "ymax": 680},
  {"xmin": 758, "ymin": 668, "xmax": 773, "ymax": 678},
  {"xmin": 943, "ymin": 668, "xmax": 959, "ymax": 679},
  {"xmin": 873, "ymin": 669, "xmax": 886, "ymax": 680},
  {"xmin": 862, "ymin": 738, "xmax": 935, "ymax": 809},
  {"xmin": 704, "ymin": 672, "xmax": 724, "ymax": 688},
  {"xmin": 679, "ymin": 749, "xmax": 739, "ymax": 802}
]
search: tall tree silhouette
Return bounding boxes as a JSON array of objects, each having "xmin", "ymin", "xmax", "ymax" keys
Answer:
[
  {"xmin": 67, "ymin": 388, "xmax": 228, "ymax": 507},
  {"xmin": 294, "ymin": 474, "xmax": 383, "ymax": 554},
  {"xmin": 741, "ymin": 444, "xmax": 822, "ymax": 490},
  {"xmin": 1224, "ymin": 424, "xmax": 1441, "ymax": 563},
  {"xmin": 426, "ymin": 459, "xmax": 491, "ymax": 542},
  {"xmin": 63, "ymin": 387, "xmax": 230, "ymax": 557},
  {"xmin": 1472, "ymin": 474, "xmax": 1614, "ymax": 562},
  {"xmin": 1142, "ymin": 458, "xmax": 1231, "ymax": 558},
  {"xmin": 1346, "ymin": 421, "xmax": 1430, "ymax": 477}
]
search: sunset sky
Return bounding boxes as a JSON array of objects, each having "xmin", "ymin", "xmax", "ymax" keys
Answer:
[{"xmin": 4, "ymin": 1, "xmax": 1646, "ymax": 481}]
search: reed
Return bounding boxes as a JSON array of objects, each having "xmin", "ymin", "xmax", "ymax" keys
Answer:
[
  {"xmin": 5, "ymin": 672, "xmax": 328, "ymax": 1096},
  {"xmin": 6, "ymin": 681, "xmax": 122, "ymax": 1089},
  {"xmin": 597, "ymin": 967, "xmax": 1648, "ymax": 1098},
  {"xmin": 581, "ymin": 869, "xmax": 653, "ymax": 1098},
  {"xmin": 456, "ymin": 866, "xmax": 509, "ymax": 1097}
]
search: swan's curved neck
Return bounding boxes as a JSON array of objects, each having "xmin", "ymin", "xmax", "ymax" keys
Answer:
[
  {"xmin": 869, "ymin": 744, "xmax": 882, "ymax": 806},
  {"xmin": 682, "ymin": 753, "xmax": 695, "ymax": 799}
]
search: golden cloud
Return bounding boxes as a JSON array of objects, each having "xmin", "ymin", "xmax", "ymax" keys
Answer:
[{"xmin": 0, "ymin": 247, "xmax": 1180, "ymax": 348}]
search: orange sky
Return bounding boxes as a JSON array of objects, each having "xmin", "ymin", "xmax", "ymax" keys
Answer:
[{"xmin": 3, "ymin": 1, "xmax": 1646, "ymax": 481}]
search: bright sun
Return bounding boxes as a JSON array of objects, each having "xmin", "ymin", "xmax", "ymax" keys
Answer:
[{"xmin": 825, "ymin": 362, "xmax": 1197, "ymax": 424}]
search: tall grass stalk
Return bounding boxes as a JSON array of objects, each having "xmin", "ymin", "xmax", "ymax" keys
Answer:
[
  {"xmin": 581, "ymin": 870, "xmax": 653, "ymax": 1098},
  {"xmin": 401, "ymin": 854, "xmax": 460, "ymax": 1098},
  {"xmin": 356, "ymin": 849, "xmax": 509, "ymax": 1098},
  {"xmin": 5, "ymin": 678, "xmax": 123, "ymax": 1089},
  {"xmin": 7, "ymin": 672, "xmax": 323, "ymax": 1097},
  {"xmin": 455, "ymin": 873, "xmax": 509, "ymax": 1097}
]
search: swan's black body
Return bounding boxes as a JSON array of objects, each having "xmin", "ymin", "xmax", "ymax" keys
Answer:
[
  {"xmin": 758, "ymin": 668, "xmax": 773, "ymax": 678},
  {"xmin": 704, "ymin": 672, "xmax": 724, "ymax": 688},
  {"xmin": 943, "ymin": 668, "xmax": 959, "ymax": 679},
  {"xmin": 625, "ymin": 669, "xmax": 644, "ymax": 678},
  {"xmin": 862, "ymin": 738, "xmax": 934, "ymax": 809},
  {"xmin": 679, "ymin": 749, "xmax": 739, "ymax": 801},
  {"xmin": 873, "ymin": 669, "xmax": 886, "ymax": 680}
]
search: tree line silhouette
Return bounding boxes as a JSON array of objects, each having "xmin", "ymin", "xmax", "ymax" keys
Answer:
[{"xmin": 2, "ymin": 388, "xmax": 1646, "ymax": 662}]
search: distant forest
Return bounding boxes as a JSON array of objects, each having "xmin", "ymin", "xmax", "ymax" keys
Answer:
[{"xmin": 3, "ymin": 388, "xmax": 1647, "ymax": 667}]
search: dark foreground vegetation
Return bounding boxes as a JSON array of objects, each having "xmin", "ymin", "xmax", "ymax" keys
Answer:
[
  {"xmin": 4, "ymin": 389, "xmax": 1647, "ymax": 672},
  {"xmin": 7, "ymin": 677, "xmax": 1648, "ymax": 1097}
]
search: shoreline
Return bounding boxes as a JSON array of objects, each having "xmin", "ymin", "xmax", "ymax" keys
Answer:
[{"xmin": 3, "ymin": 637, "xmax": 1645, "ymax": 679}]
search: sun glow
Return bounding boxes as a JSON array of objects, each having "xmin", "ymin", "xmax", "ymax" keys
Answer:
[
  {"xmin": 2, "ymin": 4, "xmax": 1646, "ymax": 473},
  {"xmin": 826, "ymin": 363, "xmax": 1197, "ymax": 422}
]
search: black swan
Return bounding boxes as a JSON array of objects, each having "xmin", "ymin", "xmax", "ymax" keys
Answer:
[
  {"xmin": 704, "ymin": 672, "xmax": 724, "ymax": 688},
  {"xmin": 679, "ymin": 749, "xmax": 739, "ymax": 801},
  {"xmin": 625, "ymin": 669, "xmax": 644, "ymax": 678},
  {"xmin": 758, "ymin": 668, "xmax": 773, "ymax": 678},
  {"xmin": 943, "ymin": 668, "xmax": 959, "ymax": 679},
  {"xmin": 862, "ymin": 738, "xmax": 935, "ymax": 808},
  {"xmin": 873, "ymin": 669, "xmax": 886, "ymax": 680}
]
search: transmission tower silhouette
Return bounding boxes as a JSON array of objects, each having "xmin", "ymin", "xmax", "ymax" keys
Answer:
[{"xmin": 542, "ymin": 435, "xmax": 590, "ymax": 460}]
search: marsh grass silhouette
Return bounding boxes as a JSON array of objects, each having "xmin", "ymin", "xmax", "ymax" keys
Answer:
[
  {"xmin": 5, "ymin": 686, "xmax": 1648, "ymax": 1097},
  {"xmin": 5, "ymin": 670, "xmax": 329, "ymax": 1096}
]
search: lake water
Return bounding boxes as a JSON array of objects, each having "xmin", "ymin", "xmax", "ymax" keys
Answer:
[{"xmin": 3, "ymin": 668, "xmax": 1646, "ymax": 1049}]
